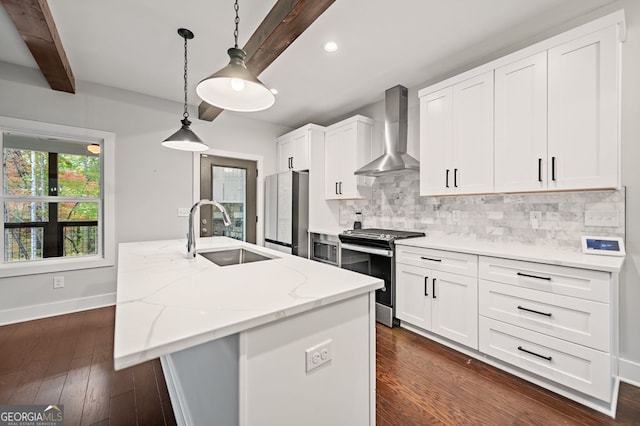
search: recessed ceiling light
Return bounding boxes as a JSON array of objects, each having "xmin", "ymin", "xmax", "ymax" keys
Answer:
[
  {"xmin": 323, "ymin": 41, "xmax": 338, "ymax": 53},
  {"xmin": 270, "ymin": 88, "xmax": 278, "ymax": 95}
]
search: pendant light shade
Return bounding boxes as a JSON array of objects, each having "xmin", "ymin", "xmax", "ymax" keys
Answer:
[
  {"xmin": 162, "ymin": 118, "xmax": 208, "ymax": 151},
  {"xmin": 196, "ymin": 0, "xmax": 275, "ymax": 112},
  {"xmin": 196, "ymin": 48, "xmax": 275, "ymax": 112},
  {"xmin": 87, "ymin": 143, "xmax": 101, "ymax": 154},
  {"xmin": 162, "ymin": 28, "xmax": 210, "ymax": 152}
]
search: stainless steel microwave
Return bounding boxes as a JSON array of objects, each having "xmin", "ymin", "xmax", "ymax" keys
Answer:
[{"xmin": 310, "ymin": 233, "xmax": 339, "ymax": 266}]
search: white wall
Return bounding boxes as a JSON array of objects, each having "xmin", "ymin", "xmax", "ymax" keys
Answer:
[
  {"xmin": 0, "ymin": 62, "xmax": 288, "ymax": 322},
  {"xmin": 613, "ymin": 0, "xmax": 640, "ymax": 383}
]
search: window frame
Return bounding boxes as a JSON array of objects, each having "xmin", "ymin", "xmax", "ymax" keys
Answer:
[{"xmin": 0, "ymin": 116, "xmax": 115, "ymax": 277}]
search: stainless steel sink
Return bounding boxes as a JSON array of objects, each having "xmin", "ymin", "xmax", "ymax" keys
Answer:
[{"xmin": 198, "ymin": 248, "xmax": 276, "ymax": 266}]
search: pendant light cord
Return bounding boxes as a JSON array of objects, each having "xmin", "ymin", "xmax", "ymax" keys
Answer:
[
  {"xmin": 233, "ymin": 0, "xmax": 240, "ymax": 49},
  {"xmin": 183, "ymin": 34, "xmax": 189, "ymax": 120}
]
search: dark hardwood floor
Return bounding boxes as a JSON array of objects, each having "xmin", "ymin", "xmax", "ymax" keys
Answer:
[
  {"xmin": 0, "ymin": 307, "xmax": 175, "ymax": 426},
  {"xmin": 1, "ymin": 306, "xmax": 639, "ymax": 425},
  {"xmin": 377, "ymin": 325, "xmax": 640, "ymax": 425}
]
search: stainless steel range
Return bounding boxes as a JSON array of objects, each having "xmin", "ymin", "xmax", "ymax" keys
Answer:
[{"xmin": 339, "ymin": 228, "xmax": 425, "ymax": 327}]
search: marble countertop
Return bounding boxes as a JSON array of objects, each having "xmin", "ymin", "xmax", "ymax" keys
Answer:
[
  {"xmin": 396, "ymin": 236, "xmax": 624, "ymax": 272},
  {"xmin": 114, "ymin": 237, "xmax": 383, "ymax": 370}
]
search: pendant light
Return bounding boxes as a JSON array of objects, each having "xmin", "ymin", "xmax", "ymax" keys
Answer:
[
  {"xmin": 196, "ymin": 0, "xmax": 275, "ymax": 112},
  {"xmin": 87, "ymin": 143, "xmax": 101, "ymax": 154},
  {"xmin": 162, "ymin": 28, "xmax": 210, "ymax": 152}
]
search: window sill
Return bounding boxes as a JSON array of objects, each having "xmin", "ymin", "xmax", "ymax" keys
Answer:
[{"xmin": 0, "ymin": 255, "xmax": 114, "ymax": 278}]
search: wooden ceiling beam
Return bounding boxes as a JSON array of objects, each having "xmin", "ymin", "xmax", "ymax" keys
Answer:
[
  {"xmin": 198, "ymin": 0, "xmax": 335, "ymax": 121},
  {"xmin": 1, "ymin": 0, "xmax": 75, "ymax": 93}
]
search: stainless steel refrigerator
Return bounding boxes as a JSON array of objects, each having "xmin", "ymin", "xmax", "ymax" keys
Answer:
[{"xmin": 264, "ymin": 171, "xmax": 309, "ymax": 257}]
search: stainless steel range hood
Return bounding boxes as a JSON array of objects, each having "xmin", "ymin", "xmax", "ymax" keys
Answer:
[{"xmin": 354, "ymin": 85, "xmax": 419, "ymax": 177}]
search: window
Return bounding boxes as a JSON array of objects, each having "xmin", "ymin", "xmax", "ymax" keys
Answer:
[{"xmin": 0, "ymin": 117, "xmax": 114, "ymax": 277}]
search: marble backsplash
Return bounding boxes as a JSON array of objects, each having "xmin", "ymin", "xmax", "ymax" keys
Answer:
[{"xmin": 339, "ymin": 173, "xmax": 625, "ymax": 252}]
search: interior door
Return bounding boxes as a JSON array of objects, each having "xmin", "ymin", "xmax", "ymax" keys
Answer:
[{"xmin": 200, "ymin": 154, "xmax": 257, "ymax": 243}]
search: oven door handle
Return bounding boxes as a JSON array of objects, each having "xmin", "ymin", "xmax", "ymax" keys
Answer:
[{"xmin": 340, "ymin": 243, "xmax": 393, "ymax": 257}]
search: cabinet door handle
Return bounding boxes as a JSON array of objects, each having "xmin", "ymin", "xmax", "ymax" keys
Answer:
[
  {"xmin": 517, "ymin": 305, "xmax": 552, "ymax": 317},
  {"xmin": 290, "ymin": 157, "xmax": 294, "ymax": 169},
  {"xmin": 335, "ymin": 182, "xmax": 339, "ymax": 195},
  {"xmin": 339, "ymin": 182, "xmax": 343, "ymax": 195},
  {"xmin": 424, "ymin": 276, "xmax": 429, "ymax": 296},
  {"xmin": 420, "ymin": 256, "xmax": 442, "ymax": 262},
  {"xmin": 454, "ymin": 168, "xmax": 458, "ymax": 188},
  {"xmin": 517, "ymin": 272, "xmax": 551, "ymax": 281},
  {"xmin": 432, "ymin": 278, "xmax": 437, "ymax": 299},
  {"xmin": 551, "ymin": 156, "xmax": 556, "ymax": 181},
  {"xmin": 518, "ymin": 346, "xmax": 552, "ymax": 361},
  {"xmin": 538, "ymin": 158, "xmax": 543, "ymax": 182},
  {"xmin": 445, "ymin": 169, "xmax": 450, "ymax": 188}
]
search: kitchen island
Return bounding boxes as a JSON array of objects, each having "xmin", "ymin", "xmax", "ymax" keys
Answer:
[{"xmin": 114, "ymin": 237, "xmax": 383, "ymax": 426}]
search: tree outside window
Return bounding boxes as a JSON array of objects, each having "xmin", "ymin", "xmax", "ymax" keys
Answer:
[{"xmin": 2, "ymin": 133, "xmax": 101, "ymax": 262}]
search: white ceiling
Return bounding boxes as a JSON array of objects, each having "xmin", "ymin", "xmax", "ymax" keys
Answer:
[{"xmin": 0, "ymin": 0, "xmax": 617, "ymax": 129}]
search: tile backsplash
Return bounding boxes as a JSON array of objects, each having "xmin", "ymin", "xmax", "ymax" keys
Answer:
[{"xmin": 339, "ymin": 173, "xmax": 625, "ymax": 252}]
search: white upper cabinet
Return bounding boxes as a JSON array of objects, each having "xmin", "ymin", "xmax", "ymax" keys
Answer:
[
  {"xmin": 420, "ymin": 87, "xmax": 453, "ymax": 196},
  {"xmin": 495, "ymin": 52, "xmax": 548, "ymax": 192},
  {"xmin": 276, "ymin": 126, "xmax": 314, "ymax": 173},
  {"xmin": 325, "ymin": 116, "xmax": 373, "ymax": 200},
  {"xmin": 421, "ymin": 11, "xmax": 623, "ymax": 196},
  {"xmin": 276, "ymin": 137, "xmax": 294, "ymax": 173},
  {"xmin": 547, "ymin": 26, "xmax": 619, "ymax": 190},
  {"xmin": 420, "ymin": 72, "xmax": 494, "ymax": 196}
]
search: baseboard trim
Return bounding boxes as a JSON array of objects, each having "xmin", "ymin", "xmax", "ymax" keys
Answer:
[
  {"xmin": 619, "ymin": 358, "xmax": 640, "ymax": 387},
  {"xmin": 0, "ymin": 293, "xmax": 116, "ymax": 325}
]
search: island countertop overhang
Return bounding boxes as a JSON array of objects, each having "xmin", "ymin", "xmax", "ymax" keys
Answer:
[{"xmin": 114, "ymin": 237, "xmax": 383, "ymax": 370}]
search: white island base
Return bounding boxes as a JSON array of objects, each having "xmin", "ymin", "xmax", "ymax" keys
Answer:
[{"xmin": 160, "ymin": 293, "xmax": 376, "ymax": 426}]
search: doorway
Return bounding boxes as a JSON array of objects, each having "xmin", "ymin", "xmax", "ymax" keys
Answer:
[{"xmin": 200, "ymin": 154, "xmax": 257, "ymax": 243}]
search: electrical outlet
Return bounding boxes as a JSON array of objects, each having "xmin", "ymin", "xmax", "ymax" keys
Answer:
[
  {"xmin": 177, "ymin": 208, "xmax": 190, "ymax": 217},
  {"xmin": 53, "ymin": 276, "xmax": 64, "ymax": 289},
  {"xmin": 305, "ymin": 339, "xmax": 332, "ymax": 373},
  {"xmin": 530, "ymin": 211, "xmax": 542, "ymax": 229}
]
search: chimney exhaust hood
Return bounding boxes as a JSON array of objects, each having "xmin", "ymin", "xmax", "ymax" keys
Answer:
[{"xmin": 354, "ymin": 85, "xmax": 419, "ymax": 177}]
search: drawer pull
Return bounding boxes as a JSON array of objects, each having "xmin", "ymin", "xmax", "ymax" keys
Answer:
[
  {"xmin": 517, "ymin": 272, "xmax": 551, "ymax": 281},
  {"xmin": 517, "ymin": 305, "xmax": 552, "ymax": 317},
  {"xmin": 517, "ymin": 346, "xmax": 552, "ymax": 361},
  {"xmin": 424, "ymin": 276, "xmax": 429, "ymax": 296},
  {"xmin": 420, "ymin": 256, "xmax": 442, "ymax": 262}
]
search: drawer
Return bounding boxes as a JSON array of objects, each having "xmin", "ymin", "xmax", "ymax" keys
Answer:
[
  {"xmin": 396, "ymin": 246, "xmax": 477, "ymax": 277},
  {"xmin": 479, "ymin": 256, "xmax": 610, "ymax": 303},
  {"xmin": 479, "ymin": 280, "xmax": 609, "ymax": 351},
  {"xmin": 479, "ymin": 317, "xmax": 611, "ymax": 402}
]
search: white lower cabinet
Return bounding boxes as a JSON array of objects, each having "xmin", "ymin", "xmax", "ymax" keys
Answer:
[
  {"xmin": 396, "ymin": 248, "xmax": 478, "ymax": 349},
  {"xmin": 478, "ymin": 256, "xmax": 614, "ymax": 404},
  {"xmin": 479, "ymin": 317, "xmax": 611, "ymax": 402},
  {"xmin": 395, "ymin": 241, "xmax": 619, "ymax": 416},
  {"xmin": 162, "ymin": 293, "xmax": 376, "ymax": 426},
  {"xmin": 479, "ymin": 280, "xmax": 609, "ymax": 351}
]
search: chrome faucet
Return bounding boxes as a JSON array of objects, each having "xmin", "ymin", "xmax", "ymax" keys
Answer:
[{"xmin": 187, "ymin": 199, "xmax": 232, "ymax": 258}]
